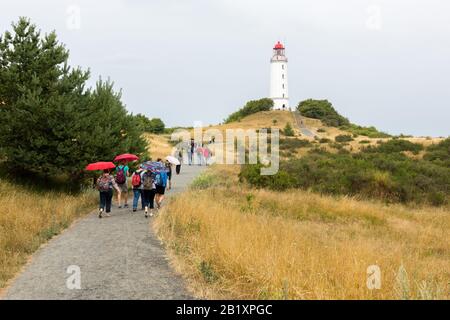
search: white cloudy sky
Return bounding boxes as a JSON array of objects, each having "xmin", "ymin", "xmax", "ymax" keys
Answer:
[{"xmin": 1, "ymin": 0, "xmax": 449, "ymax": 136}]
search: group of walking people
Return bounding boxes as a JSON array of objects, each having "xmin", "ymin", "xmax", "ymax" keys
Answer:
[
  {"xmin": 188, "ymin": 138, "xmax": 213, "ymax": 166},
  {"xmin": 95, "ymin": 158, "xmax": 175, "ymax": 219},
  {"xmin": 92, "ymin": 137, "xmax": 214, "ymax": 219}
]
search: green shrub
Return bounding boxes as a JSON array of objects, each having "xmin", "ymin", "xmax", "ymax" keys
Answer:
[
  {"xmin": 225, "ymin": 98, "xmax": 274, "ymax": 123},
  {"xmin": 319, "ymin": 138, "xmax": 331, "ymax": 144},
  {"xmin": 280, "ymin": 138, "xmax": 312, "ymax": 151},
  {"xmin": 335, "ymin": 135, "xmax": 354, "ymax": 143},
  {"xmin": 329, "ymin": 142, "xmax": 345, "ymax": 150},
  {"xmin": 239, "ymin": 164, "xmax": 295, "ymax": 191},
  {"xmin": 283, "ymin": 122, "xmax": 295, "ymax": 136},
  {"xmin": 240, "ymin": 150, "xmax": 450, "ymax": 206},
  {"xmin": 191, "ymin": 174, "xmax": 215, "ymax": 190},
  {"xmin": 424, "ymin": 138, "xmax": 450, "ymax": 166},
  {"xmin": 297, "ymin": 99, "xmax": 350, "ymax": 127},
  {"xmin": 364, "ymin": 139, "xmax": 424, "ymax": 155},
  {"xmin": 341, "ymin": 124, "xmax": 391, "ymax": 138}
]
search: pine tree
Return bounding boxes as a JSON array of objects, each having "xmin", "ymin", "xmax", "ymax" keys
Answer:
[{"xmin": 0, "ymin": 18, "xmax": 147, "ymax": 181}]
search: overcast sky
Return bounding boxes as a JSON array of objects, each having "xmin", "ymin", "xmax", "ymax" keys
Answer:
[{"xmin": 2, "ymin": 0, "xmax": 449, "ymax": 136}]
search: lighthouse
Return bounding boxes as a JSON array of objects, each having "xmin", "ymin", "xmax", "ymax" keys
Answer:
[{"xmin": 270, "ymin": 41, "xmax": 289, "ymax": 110}]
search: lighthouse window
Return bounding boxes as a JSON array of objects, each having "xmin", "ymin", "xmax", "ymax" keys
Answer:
[
  {"xmin": 282, "ymin": 64, "xmax": 285, "ymax": 70},
  {"xmin": 282, "ymin": 74, "xmax": 284, "ymax": 79},
  {"xmin": 282, "ymin": 84, "xmax": 285, "ymax": 89}
]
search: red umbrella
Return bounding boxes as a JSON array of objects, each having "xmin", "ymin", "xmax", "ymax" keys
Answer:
[
  {"xmin": 114, "ymin": 153, "xmax": 139, "ymax": 163},
  {"xmin": 85, "ymin": 162, "xmax": 116, "ymax": 171}
]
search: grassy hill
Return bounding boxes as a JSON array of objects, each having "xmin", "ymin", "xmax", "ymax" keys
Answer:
[
  {"xmin": 155, "ymin": 110, "xmax": 449, "ymax": 300},
  {"xmin": 156, "ymin": 164, "xmax": 449, "ymax": 299},
  {"xmin": 143, "ymin": 133, "xmax": 175, "ymax": 161}
]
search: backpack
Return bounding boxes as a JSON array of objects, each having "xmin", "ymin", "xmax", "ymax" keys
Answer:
[
  {"xmin": 155, "ymin": 171, "xmax": 168, "ymax": 187},
  {"xmin": 131, "ymin": 172, "xmax": 141, "ymax": 188},
  {"xmin": 115, "ymin": 166, "xmax": 126, "ymax": 184},
  {"xmin": 97, "ymin": 175, "xmax": 111, "ymax": 192},
  {"xmin": 142, "ymin": 172, "xmax": 154, "ymax": 190}
]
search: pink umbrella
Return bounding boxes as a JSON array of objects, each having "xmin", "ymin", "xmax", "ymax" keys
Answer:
[
  {"xmin": 85, "ymin": 162, "xmax": 116, "ymax": 171},
  {"xmin": 114, "ymin": 153, "xmax": 139, "ymax": 163}
]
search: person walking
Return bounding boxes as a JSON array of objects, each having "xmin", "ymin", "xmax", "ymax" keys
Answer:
[
  {"xmin": 131, "ymin": 168, "xmax": 145, "ymax": 212},
  {"xmin": 115, "ymin": 160, "xmax": 130, "ymax": 208},
  {"xmin": 96, "ymin": 169, "xmax": 121, "ymax": 218},
  {"xmin": 196, "ymin": 144, "xmax": 203, "ymax": 166},
  {"xmin": 164, "ymin": 160, "xmax": 172, "ymax": 190},
  {"xmin": 155, "ymin": 159, "xmax": 168, "ymax": 209},
  {"xmin": 189, "ymin": 139, "xmax": 195, "ymax": 165},
  {"xmin": 141, "ymin": 169, "xmax": 156, "ymax": 218},
  {"xmin": 165, "ymin": 160, "xmax": 173, "ymax": 190},
  {"xmin": 176, "ymin": 149, "xmax": 182, "ymax": 175},
  {"xmin": 203, "ymin": 144, "xmax": 211, "ymax": 166}
]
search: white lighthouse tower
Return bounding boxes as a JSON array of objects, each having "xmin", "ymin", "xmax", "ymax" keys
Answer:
[{"xmin": 270, "ymin": 41, "xmax": 289, "ymax": 110}]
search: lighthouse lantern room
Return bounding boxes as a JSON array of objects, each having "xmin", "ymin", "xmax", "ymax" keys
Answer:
[{"xmin": 270, "ymin": 41, "xmax": 289, "ymax": 110}]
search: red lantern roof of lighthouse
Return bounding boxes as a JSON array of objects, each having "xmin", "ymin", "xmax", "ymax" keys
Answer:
[{"xmin": 274, "ymin": 41, "xmax": 284, "ymax": 49}]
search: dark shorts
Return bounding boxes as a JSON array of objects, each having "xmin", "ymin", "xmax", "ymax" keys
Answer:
[{"xmin": 155, "ymin": 185, "xmax": 166, "ymax": 195}]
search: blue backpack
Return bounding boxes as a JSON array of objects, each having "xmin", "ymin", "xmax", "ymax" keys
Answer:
[{"xmin": 155, "ymin": 171, "xmax": 168, "ymax": 187}]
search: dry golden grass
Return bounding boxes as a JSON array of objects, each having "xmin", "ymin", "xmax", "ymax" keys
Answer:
[
  {"xmin": 143, "ymin": 133, "xmax": 175, "ymax": 160},
  {"xmin": 0, "ymin": 180, "xmax": 96, "ymax": 289},
  {"xmin": 203, "ymin": 111, "xmax": 445, "ymax": 156},
  {"xmin": 196, "ymin": 110, "xmax": 300, "ymax": 137},
  {"xmin": 155, "ymin": 165, "xmax": 450, "ymax": 300}
]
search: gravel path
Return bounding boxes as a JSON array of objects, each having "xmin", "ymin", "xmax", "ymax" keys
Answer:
[
  {"xmin": 292, "ymin": 111, "xmax": 316, "ymax": 137},
  {"xmin": 3, "ymin": 164, "xmax": 205, "ymax": 300}
]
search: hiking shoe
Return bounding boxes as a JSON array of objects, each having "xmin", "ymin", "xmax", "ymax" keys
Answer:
[
  {"xmin": 150, "ymin": 210, "xmax": 154, "ymax": 217},
  {"xmin": 118, "ymin": 205, "xmax": 122, "ymax": 209},
  {"xmin": 145, "ymin": 211, "xmax": 148, "ymax": 218},
  {"xmin": 132, "ymin": 208, "xmax": 137, "ymax": 212},
  {"xmin": 98, "ymin": 209, "xmax": 103, "ymax": 219},
  {"xmin": 124, "ymin": 204, "xmax": 129, "ymax": 208},
  {"xmin": 105, "ymin": 213, "xmax": 111, "ymax": 217}
]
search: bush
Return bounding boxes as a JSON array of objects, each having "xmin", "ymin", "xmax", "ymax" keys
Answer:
[
  {"xmin": 297, "ymin": 99, "xmax": 350, "ymax": 127},
  {"xmin": 341, "ymin": 124, "xmax": 391, "ymax": 138},
  {"xmin": 239, "ymin": 164, "xmax": 295, "ymax": 191},
  {"xmin": 283, "ymin": 122, "xmax": 295, "ymax": 136},
  {"xmin": 329, "ymin": 142, "xmax": 345, "ymax": 150},
  {"xmin": 280, "ymin": 138, "xmax": 312, "ymax": 151},
  {"xmin": 191, "ymin": 173, "xmax": 215, "ymax": 190},
  {"xmin": 335, "ymin": 135, "xmax": 354, "ymax": 143},
  {"xmin": 364, "ymin": 139, "xmax": 424, "ymax": 155},
  {"xmin": 424, "ymin": 138, "xmax": 450, "ymax": 166},
  {"xmin": 241, "ymin": 150, "xmax": 449, "ymax": 206},
  {"xmin": 225, "ymin": 98, "xmax": 274, "ymax": 123}
]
